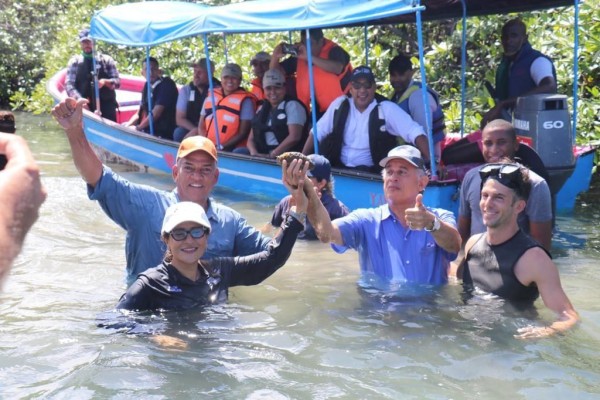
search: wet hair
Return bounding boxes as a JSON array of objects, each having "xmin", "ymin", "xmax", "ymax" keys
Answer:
[
  {"xmin": 161, "ymin": 232, "xmax": 173, "ymax": 263},
  {"xmin": 479, "ymin": 161, "xmax": 531, "ymax": 202},
  {"xmin": 0, "ymin": 111, "xmax": 16, "ymax": 133},
  {"xmin": 388, "ymin": 53, "xmax": 413, "ymax": 74}
]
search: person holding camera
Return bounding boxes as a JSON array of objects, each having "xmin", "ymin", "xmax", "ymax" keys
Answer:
[{"xmin": 270, "ymin": 28, "xmax": 352, "ymax": 119}]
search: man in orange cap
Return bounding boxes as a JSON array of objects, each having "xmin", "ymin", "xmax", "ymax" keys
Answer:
[{"xmin": 52, "ymin": 97, "xmax": 271, "ymax": 286}]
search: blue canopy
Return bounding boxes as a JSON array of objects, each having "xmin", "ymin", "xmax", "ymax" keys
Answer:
[
  {"xmin": 90, "ymin": 0, "xmax": 574, "ymax": 46},
  {"xmin": 90, "ymin": 0, "xmax": 420, "ymax": 46}
]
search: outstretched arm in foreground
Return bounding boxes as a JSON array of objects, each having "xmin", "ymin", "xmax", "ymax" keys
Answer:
[
  {"xmin": 514, "ymin": 247, "xmax": 579, "ymax": 339},
  {"xmin": 0, "ymin": 133, "xmax": 47, "ymax": 285},
  {"xmin": 51, "ymin": 98, "xmax": 103, "ymax": 187}
]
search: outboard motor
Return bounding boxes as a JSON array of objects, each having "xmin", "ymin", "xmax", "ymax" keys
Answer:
[{"xmin": 513, "ymin": 94, "xmax": 575, "ymax": 195}]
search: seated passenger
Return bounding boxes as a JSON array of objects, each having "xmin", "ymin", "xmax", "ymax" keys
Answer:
[
  {"xmin": 198, "ymin": 63, "xmax": 257, "ymax": 151},
  {"xmin": 124, "ymin": 57, "xmax": 178, "ymax": 140},
  {"xmin": 116, "ymin": 182, "xmax": 308, "ymax": 311},
  {"xmin": 389, "ymin": 53, "xmax": 446, "ymax": 161},
  {"xmin": 247, "ymin": 69, "xmax": 308, "ymax": 158},
  {"xmin": 458, "ymin": 119, "xmax": 552, "ymax": 251},
  {"xmin": 249, "ymin": 51, "xmax": 271, "ymax": 105},
  {"xmin": 481, "ymin": 18, "xmax": 557, "ymax": 128},
  {"xmin": 266, "ymin": 154, "xmax": 349, "ymax": 240},
  {"xmin": 302, "ymin": 66, "xmax": 430, "ymax": 172},
  {"xmin": 173, "ymin": 58, "xmax": 220, "ymax": 142}
]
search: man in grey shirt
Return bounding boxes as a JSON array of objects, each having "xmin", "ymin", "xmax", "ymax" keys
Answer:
[{"xmin": 458, "ymin": 119, "xmax": 552, "ymax": 251}]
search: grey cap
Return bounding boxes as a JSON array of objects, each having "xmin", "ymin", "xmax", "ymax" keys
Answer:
[
  {"xmin": 221, "ymin": 63, "xmax": 242, "ymax": 79},
  {"xmin": 78, "ymin": 28, "xmax": 92, "ymax": 42},
  {"xmin": 251, "ymin": 51, "xmax": 271, "ymax": 62},
  {"xmin": 262, "ymin": 68, "xmax": 285, "ymax": 88},
  {"xmin": 379, "ymin": 145, "xmax": 425, "ymax": 170}
]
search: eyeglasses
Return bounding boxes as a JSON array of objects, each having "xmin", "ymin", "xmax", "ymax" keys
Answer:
[
  {"xmin": 169, "ymin": 227, "xmax": 209, "ymax": 241},
  {"xmin": 479, "ymin": 163, "xmax": 524, "ymax": 194},
  {"xmin": 351, "ymin": 81, "xmax": 373, "ymax": 90}
]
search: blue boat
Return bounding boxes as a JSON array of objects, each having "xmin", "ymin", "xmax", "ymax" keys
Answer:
[{"xmin": 47, "ymin": 0, "xmax": 596, "ymax": 214}]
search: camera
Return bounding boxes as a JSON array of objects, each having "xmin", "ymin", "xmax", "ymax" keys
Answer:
[{"xmin": 282, "ymin": 43, "xmax": 298, "ymax": 56}]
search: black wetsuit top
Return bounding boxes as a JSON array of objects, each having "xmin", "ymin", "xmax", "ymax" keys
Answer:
[
  {"xmin": 463, "ymin": 230, "xmax": 545, "ymax": 303},
  {"xmin": 116, "ymin": 215, "xmax": 303, "ymax": 311}
]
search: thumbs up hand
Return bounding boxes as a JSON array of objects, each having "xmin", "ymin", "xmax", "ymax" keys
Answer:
[{"xmin": 404, "ymin": 193, "xmax": 433, "ymax": 230}]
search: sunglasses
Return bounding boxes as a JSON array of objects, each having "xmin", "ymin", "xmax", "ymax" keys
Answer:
[
  {"xmin": 351, "ymin": 81, "xmax": 373, "ymax": 90},
  {"xmin": 479, "ymin": 163, "xmax": 524, "ymax": 194},
  {"xmin": 170, "ymin": 227, "xmax": 209, "ymax": 241}
]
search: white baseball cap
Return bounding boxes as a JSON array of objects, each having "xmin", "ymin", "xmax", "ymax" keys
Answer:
[{"xmin": 161, "ymin": 202, "xmax": 211, "ymax": 235}]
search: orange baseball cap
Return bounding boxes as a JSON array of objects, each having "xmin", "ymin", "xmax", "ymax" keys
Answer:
[{"xmin": 177, "ymin": 136, "xmax": 218, "ymax": 161}]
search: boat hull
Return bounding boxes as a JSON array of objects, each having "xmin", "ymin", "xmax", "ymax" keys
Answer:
[{"xmin": 48, "ymin": 69, "xmax": 595, "ymax": 214}]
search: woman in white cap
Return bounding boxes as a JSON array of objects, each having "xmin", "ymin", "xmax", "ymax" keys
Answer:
[
  {"xmin": 246, "ymin": 68, "xmax": 308, "ymax": 158},
  {"xmin": 116, "ymin": 180, "xmax": 308, "ymax": 311}
]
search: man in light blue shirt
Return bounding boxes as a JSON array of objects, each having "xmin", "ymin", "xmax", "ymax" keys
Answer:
[
  {"xmin": 52, "ymin": 97, "xmax": 271, "ymax": 285},
  {"xmin": 288, "ymin": 145, "xmax": 461, "ymax": 289}
]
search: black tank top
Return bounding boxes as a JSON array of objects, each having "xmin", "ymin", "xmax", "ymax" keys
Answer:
[{"xmin": 464, "ymin": 230, "xmax": 546, "ymax": 303}]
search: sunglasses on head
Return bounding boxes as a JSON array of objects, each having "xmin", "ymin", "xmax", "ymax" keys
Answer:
[
  {"xmin": 170, "ymin": 227, "xmax": 209, "ymax": 241},
  {"xmin": 351, "ymin": 81, "xmax": 373, "ymax": 90},
  {"xmin": 479, "ymin": 163, "xmax": 523, "ymax": 193}
]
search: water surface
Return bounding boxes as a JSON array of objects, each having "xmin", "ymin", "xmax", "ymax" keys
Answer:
[{"xmin": 1, "ymin": 112, "xmax": 599, "ymax": 399}]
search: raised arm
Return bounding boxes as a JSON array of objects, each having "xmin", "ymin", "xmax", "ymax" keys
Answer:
[
  {"xmin": 283, "ymin": 158, "xmax": 343, "ymax": 244},
  {"xmin": 51, "ymin": 97, "xmax": 103, "ymax": 187},
  {"xmin": 228, "ymin": 168, "xmax": 308, "ymax": 286}
]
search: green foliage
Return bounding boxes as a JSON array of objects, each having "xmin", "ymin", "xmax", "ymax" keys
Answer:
[{"xmin": 4, "ymin": 0, "xmax": 600, "ymax": 142}]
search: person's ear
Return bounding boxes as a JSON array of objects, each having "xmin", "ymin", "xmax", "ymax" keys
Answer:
[
  {"xmin": 418, "ymin": 174, "xmax": 429, "ymax": 192},
  {"xmin": 515, "ymin": 198, "xmax": 526, "ymax": 213}
]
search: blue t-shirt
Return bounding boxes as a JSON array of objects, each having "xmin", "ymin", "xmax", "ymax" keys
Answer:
[
  {"xmin": 88, "ymin": 166, "xmax": 272, "ymax": 286},
  {"xmin": 333, "ymin": 204, "xmax": 456, "ymax": 286}
]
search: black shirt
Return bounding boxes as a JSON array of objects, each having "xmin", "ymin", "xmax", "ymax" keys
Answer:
[{"xmin": 116, "ymin": 215, "xmax": 303, "ymax": 311}]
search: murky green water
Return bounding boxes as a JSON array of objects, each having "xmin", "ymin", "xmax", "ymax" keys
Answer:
[{"xmin": 1, "ymin": 112, "xmax": 599, "ymax": 399}]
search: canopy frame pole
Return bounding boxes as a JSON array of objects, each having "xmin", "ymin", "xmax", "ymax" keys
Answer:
[
  {"xmin": 203, "ymin": 33, "xmax": 222, "ymax": 150},
  {"xmin": 144, "ymin": 47, "xmax": 155, "ymax": 136},
  {"xmin": 91, "ymin": 42, "xmax": 102, "ymax": 118},
  {"xmin": 223, "ymin": 33, "xmax": 229, "ymax": 65},
  {"xmin": 306, "ymin": 29, "xmax": 320, "ymax": 154},
  {"xmin": 415, "ymin": 7, "xmax": 437, "ymax": 178},
  {"xmin": 364, "ymin": 24, "xmax": 369, "ymax": 65},
  {"xmin": 571, "ymin": 0, "xmax": 580, "ymax": 141},
  {"xmin": 460, "ymin": 0, "xmax": 467, "ymax": 137}
]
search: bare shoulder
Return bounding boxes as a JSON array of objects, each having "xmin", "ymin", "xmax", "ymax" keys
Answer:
[
  {"xmin": 464, "ymin": 233, "xmax": 484, "ymax": 254},
  {"xmin": 514, "ymin": 246, "xmax": 557, "ymax": 286}
]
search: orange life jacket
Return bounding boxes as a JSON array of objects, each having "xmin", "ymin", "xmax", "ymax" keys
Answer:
[
  {"xmin": 203, "ymin": 88, "xmax": 256, "ymax": 149},
  {"xmin": 296, "ymin": 38, "xmax": 353, "ymax": 113},
  {"xmin": 250, "ymin": 77, "xmax": 265, "ymax": 103}
]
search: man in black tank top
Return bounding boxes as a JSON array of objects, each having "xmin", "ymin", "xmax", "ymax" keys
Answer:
[{"xmin": 461, "ymin": 162, "xmax": 578, "ymax": 338}]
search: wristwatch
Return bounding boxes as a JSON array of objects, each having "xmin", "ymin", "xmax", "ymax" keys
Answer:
[{"xmin": 424, "ymin": 215, "xmax": 441, "ymax": 232}]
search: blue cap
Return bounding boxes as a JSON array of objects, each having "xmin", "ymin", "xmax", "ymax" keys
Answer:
[
  {"xmin": 307, "ymin": 154, "xmax": 331, "ymax": 182},
  {"xmin": 350, "ymin": 65, "xmax": 375, "ymax": 83}
]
